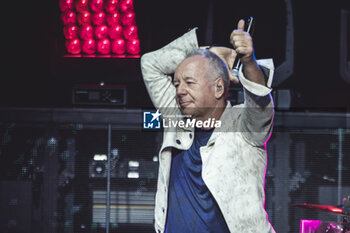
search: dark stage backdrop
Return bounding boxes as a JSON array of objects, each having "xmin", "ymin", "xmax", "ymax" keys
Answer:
[{"xmin": 0, "ymin": 0, "xmax": 349, "ymax": 110}]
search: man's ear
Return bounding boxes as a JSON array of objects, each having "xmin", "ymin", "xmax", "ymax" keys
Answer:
[{"xmin": 214, "ymin": 77, "xmax": 225, "ymax": 99}]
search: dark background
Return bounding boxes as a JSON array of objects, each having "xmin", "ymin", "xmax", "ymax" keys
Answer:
[{"xmin": 0, "ymin": 0, "xmax": 349, "ymax": 110}]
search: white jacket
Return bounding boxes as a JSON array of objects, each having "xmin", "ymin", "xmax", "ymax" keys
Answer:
[{"xmin": 141, "ymin": 28, "xmax": 276, "ymax": 233}]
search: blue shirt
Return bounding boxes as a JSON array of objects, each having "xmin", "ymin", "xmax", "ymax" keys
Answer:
[{"xmin": 165, "ymin": 128, "xmax": 230, "ymax": 233}]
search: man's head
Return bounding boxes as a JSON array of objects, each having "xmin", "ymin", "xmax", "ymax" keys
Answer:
[{"xmin": 173, "ymin": 48, "xmax": 229, "ymax": 120}]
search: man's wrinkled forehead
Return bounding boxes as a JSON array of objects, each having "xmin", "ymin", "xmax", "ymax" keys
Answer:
[{"xmin": 174, "ymin": 55, "xmax": 209, "ymax": 80}]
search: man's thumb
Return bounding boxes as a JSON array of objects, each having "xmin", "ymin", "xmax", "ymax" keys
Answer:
[{"xmin": 237, "ymin": 19, "xmax": 245, "ymax": 31}]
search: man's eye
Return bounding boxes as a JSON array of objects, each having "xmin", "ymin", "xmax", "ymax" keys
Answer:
[{"xmin": 174, "ymin": 83, "xmax": 179, "ymax": 88}]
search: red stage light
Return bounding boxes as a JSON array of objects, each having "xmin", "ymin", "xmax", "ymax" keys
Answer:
[
  {"xmin": 90, "ymin": 0, "xmax": 104, "ymax": 12},
  {"xmin": 75, "ymin": 0, "xmax": 89, "ymax": 13},
  {"xmin": 97, "ymin": 39, "xmax": 111, "ymax": 54},
  {"xmin": 82, "ymin": 39, "xmax": 96, "ymax": 54},
  {"xmin": 79, "ymin": 25, "xmax": 94, "ymax": 40},
  {"xmin": 119, "ymin": 0, "xmax": 133, "ymax": 12},
  {"xmin": 105, "ymin": 0, "xmax": 118, "ymax": 13},
  {"xmin": 112, "ymin": 39, "xmax": 125, "ymax": 54},
  {"xmin": 106, "ymin": 12, "xmax": 120, "ymax": 26},
  {"xmin": 63, "ymin": 24, "xmax": 78, "ymax": 39},
  {"xmin": 66, "ymin": 38, "xmax": 81, "ymax": 54},
  {"xmin": 92, "ymin": 12, "xmax": 106, "ymax": 25},
  {"xmin": 94, "ymin": 25, "xmax": 108, "ymax": 39},
  {"xmin": 61, "ymin": 0, "xmax": 139, "ymax": 55},
  {"xmin": 126, "ymin": 39, "xmax": 140, "ymax": 54},
  {"xmin": 61, "ymin": 11, "xmax": 76, "ymax": 25},
  {"xmin": 59, "ymin": 0, "xmax": 74, "ymax": 12},
  {"xmin": 121, "ymin": 11, "xmax": 135, "ymax": 26},
  {"xmin": 123, "ymin": 25, "xmax": 137, "ymax": 40},
  {"xmin": 108, "ymin": 24, "xmax": 123, "ymax": 39},
  {"xmin": 77, "ymin": 11, "xmax": 91, "ymax": 25}
]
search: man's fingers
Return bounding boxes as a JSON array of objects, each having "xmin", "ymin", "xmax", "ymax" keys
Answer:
[
  {"xmin": 235, "ymin": 47, "xmax": 253, "ymax": 55},
  {"xmin": 232, "ymin": 40, "xmax": 248, "ymax": 48},
  {"xmin": 231, "ymin": 37, "xmax": 252, "ymax": 51},
  {"xmin": 237, "ymin": 19, "xmax": 245, "ymax": 31},
  {"xmin": 230, "ymin": 32, "xmax": 251, "ymax": 48}
]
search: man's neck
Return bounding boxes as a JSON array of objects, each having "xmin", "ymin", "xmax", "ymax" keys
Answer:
[{"xmin": 194, "ymin": 101, "xmax": 226, "ymax": 129}]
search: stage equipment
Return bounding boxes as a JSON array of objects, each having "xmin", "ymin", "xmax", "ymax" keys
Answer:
[
  {"xmin": 293, "ymin": 196, "xmax": 350, "ymax": 233},
  {"xmin": 72, "ymin": 84, "xmax": 127, "ymax": 106}
]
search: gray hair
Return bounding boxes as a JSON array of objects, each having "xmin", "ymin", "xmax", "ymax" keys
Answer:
[{"xmin": 185, "ymin": 48, "xmax": 229, "ymax": 96}]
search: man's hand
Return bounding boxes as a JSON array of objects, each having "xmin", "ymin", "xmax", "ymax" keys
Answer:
[
  {"xmin": 230, "ymin": 19, "xmax": 254, "ymax": 65},
  {"xmin": 229, "ymin": 19, "xmax": 266, "ymax": 86}
]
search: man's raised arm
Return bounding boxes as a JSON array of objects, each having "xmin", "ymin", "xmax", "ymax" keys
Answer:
[
  {"xmin": 230, "ymin": 19, "xmax": 275, "ymax": 147},
  {"xmin": 140, "ymin": 29, "xmax": 198, "ymax": 111}
]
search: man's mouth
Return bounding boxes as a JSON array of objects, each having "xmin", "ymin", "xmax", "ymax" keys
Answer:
[{"xmin": 179, "ymin": 101, "xmax": 191, "ymax": 107}]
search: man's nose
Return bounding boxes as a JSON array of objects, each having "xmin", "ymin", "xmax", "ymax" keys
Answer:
[{"xmin": 176, "ymin": 83, "xmax": 187, "ymax": 96}]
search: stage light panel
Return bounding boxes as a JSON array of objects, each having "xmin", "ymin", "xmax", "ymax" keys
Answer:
[{"xmin": 59, "ymin": 0, "xmax": 140, "ymax": 56}]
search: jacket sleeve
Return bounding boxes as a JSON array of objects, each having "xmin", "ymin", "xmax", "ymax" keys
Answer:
[
  {"xmin": 236, "ymin": 59, "xmax": 275, "ymax": 147},
  {"xmin": 140, "ymin": 28, "xmax": 198, "ymax": 114}
]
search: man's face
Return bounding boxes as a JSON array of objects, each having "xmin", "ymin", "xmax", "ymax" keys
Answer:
[{"xmin": 174, "ymin": 55, "xmax": 217, "ymax": 118}]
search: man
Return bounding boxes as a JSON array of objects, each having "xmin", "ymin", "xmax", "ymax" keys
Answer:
[{"xmin": 141, "ymin": 19, "xmax": 275, "ymax": 233}]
